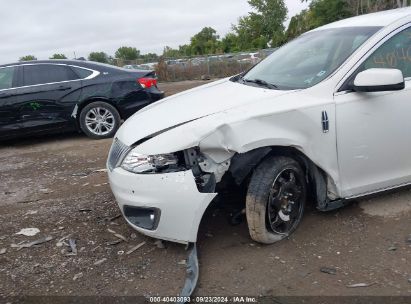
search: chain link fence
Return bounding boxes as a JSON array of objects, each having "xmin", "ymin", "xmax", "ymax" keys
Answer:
[{"xmin": 112, "ymin": 48, "xmax": 277, "ymax": 82}]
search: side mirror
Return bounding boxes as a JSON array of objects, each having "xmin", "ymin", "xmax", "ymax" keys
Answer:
[{"xmin": 353, "ymin": 68, "xmax": 404, "ymax": 92}]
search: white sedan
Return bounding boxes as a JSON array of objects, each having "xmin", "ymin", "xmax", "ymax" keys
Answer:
[{"xmin": 108, "ymin": 8, "xmax": 411, "ymax": 244}]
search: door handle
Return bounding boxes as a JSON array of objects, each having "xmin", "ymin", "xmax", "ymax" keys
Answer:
[{"xmin": 58, "ymin": 86, "xmax": 72, "ymax": 91}]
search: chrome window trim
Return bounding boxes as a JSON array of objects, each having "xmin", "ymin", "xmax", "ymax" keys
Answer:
[{"xmin": 0, "ymin": 63, "xmax": 100, "ymax": 92}]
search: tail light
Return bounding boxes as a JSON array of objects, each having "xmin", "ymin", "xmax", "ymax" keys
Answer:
[{"xmin": 137, "ymin": 78, "xmax": 157, "ymax": 89}]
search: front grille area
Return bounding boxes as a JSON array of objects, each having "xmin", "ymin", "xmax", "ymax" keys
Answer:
[{"xmin": 108, "ymin": 138, "xmax": 130, "ymax": 171}]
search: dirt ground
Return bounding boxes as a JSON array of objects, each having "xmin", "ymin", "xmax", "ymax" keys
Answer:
[{"xmin": 0, "ymin": 80, "xmax": 410, "ymax": 302}]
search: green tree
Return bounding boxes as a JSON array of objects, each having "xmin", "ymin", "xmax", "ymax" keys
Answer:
[
  {"xmin": 286, "ymin": 9, "xmax": 313, "ymax": 40},
  {"xmin": 19, "ymin": 55, "xmax": 37, "ymax": 61},
  {"xmin": 234, "ymin": 0, "xmax": 288, "ymax": 49},
  {"xmin": 115, "ymin": 46, "xmax": 140, "ymax": 60},
  {"xmin": 190, "ymin": 27, "xmax": 221, "ymax": 55},
  {"xmin": 302, "ymin": 0, "xmax": 410, "ymax": 17},
  {"xmin": 49, "ymin": 53, "xmax": 67, "ymax": 59},
  {"xmin": 221, "ymin": 33, "xmax": 240, "ymax": 53},
  {"xmin": 162, "ymin": 46, "xmax": 181, "ymax": 58},
  {"xmin": 88, "ymin": 52, "xmax": 109, "ymax": 63},
  {"xmin": 179, "ymin": 44, "xmax": 193, "ymax": 57},
  {"xmin": 140, "ymin": 53, "xmax": 159, "ymax": 62}
]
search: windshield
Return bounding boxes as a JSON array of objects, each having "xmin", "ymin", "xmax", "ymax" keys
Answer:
[{"xmin": 240, "ymin": 26, "xmax": 381, "ymax": 90}]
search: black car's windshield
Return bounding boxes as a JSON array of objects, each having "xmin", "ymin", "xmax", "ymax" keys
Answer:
[{"xmin": 240, "ymin": 26, "xmax": 381, "ymax": 90}]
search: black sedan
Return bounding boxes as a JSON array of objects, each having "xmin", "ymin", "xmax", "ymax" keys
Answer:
[{"xmin": 0, "ymin": 60, "xmax": 164, "ymax": 140}]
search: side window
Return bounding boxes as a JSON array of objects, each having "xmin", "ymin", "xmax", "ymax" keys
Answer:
[
  {"xmin": 23, "ymin": 64, "xmax": 79, "ymax": 86},
  {"xmin": 361, "ymin": 27, "xmax": 411, "ymax": 77},
  {"xmin": 71, "ymin": 67, "xmax": 94, "ymax": 79},
  {"xmin": 0, "ymin": 66, "xmax": 15, "ymax": 90}
]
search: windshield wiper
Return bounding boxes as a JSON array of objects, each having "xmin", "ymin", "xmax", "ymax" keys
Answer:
[{"xmin": 242, "ymin": 78, "xmax": 278, "ymax": 89}]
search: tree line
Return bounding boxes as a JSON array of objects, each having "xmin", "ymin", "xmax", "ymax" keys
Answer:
[{"xmin": 19, "ymin": 0, "xmax": 411, "ymax": 63}]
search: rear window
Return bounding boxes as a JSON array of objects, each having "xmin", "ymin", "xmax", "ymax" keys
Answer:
[
  {"xmin": 0, "ymin": 66, "xmax": 15, "ymax": 90},
  {"xmin": 71, "ymin": 66, "xmax": 93, "ymax": 79},
  {"xmin": 23, "ymin": 64, "xmax": 79, "ymax": 86}
]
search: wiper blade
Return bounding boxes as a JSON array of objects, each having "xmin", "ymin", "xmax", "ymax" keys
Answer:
[{"xmin": 242, "ymin": 78, "xmax": 278, "ymax": 89}]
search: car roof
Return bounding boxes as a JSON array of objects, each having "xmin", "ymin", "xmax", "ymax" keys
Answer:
[
  {"xmin": 0, "ymin": 59, "xmax": 151, "ymax": 73},
  {"xmin": 311, "ymin": 7, "xmax": 411, "ymax": 31},
  {"xmin": 0, "ymin": 59, "xmax": 91, "ymax": 68}
]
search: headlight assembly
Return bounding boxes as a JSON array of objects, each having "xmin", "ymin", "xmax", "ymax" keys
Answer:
[{"xmin": 121, "ymin": 147, "xmax": 181, "ymax": 174}]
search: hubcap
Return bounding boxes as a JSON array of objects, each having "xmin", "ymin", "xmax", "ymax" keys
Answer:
[
  {"xmin": 85, "ymin": 107, "xmax": 115, "ymax": 136},
  {"xmin": 267, "ymin": 168, "xmax": 303, "ymax": 234}
]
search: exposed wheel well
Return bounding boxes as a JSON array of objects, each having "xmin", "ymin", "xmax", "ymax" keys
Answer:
[{"xmin": 225, "ymin": 146, "xmax": 331, "ymax": 210}]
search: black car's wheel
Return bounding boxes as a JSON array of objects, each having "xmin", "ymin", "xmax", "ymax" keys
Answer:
[
  {"xmin": 79, "ymin": 102, "xmax": 121, "ymax": 139},
  {"xmin": 246, "ymin": 156, "xmax": 306, "ymax": 244}
]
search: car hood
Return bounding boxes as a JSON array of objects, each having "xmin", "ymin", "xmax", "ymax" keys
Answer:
[{"xmin": 116, "ymin": 78, "xmax": 293, "ymax": 146}]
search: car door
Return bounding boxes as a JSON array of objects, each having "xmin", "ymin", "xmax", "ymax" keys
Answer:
[
  {"xmin": 16, "ymin": 64, "xmax": 82, "ymax": 133},
  {"xmin": 0, "ymin": 66, "xmax": 20, "ymax": 138},
  {"xmin": 335, "ymin": 25, "xmax": 411, "ymax": 198}
]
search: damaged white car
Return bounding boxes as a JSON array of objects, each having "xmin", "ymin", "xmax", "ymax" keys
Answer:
[{"xmin": 108, "ymin": 8, "xmax": 411, "ymax": 244}]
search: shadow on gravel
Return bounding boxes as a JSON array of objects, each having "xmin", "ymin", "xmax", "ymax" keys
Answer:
[{"xmin": 0, "ymin": 132, "xmax": 93, "ymax": 149}]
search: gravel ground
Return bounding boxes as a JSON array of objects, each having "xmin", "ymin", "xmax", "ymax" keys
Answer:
[{"xmin": 0, "ymin": 80, "xmax": 410, "ymax": 302}]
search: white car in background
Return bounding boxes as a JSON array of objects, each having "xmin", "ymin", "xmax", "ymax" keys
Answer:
[{"xmin": 108, "ymin": 8, "xmax": 411, "ymax": 244}]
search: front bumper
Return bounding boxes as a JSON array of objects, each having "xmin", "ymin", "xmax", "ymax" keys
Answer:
[{"xmin": 108, "ymin": 167, "xmax": 216, "ymax": 244}]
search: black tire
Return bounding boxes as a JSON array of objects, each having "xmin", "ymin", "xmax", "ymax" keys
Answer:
[
  {"xmin": 79, "ymin": 102, "xmax": 121, "ymax": 139},
  {"xmin": 246, "ymin": 156, "xmax": 306, "ymax": 244}
]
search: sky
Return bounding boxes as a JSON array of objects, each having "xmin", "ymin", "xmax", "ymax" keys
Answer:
[{"xmin": 0, "ymin": 0, "xmax": 309, "ymax": 64}]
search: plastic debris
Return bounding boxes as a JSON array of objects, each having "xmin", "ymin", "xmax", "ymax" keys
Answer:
[
  {"xmin": 78, "ymin": 208, "xmax": 92, "ymax": 213},
  {"xmin": 154, "ymin": 240, "xmax": 165, "ymax": 249},
  {"xmin": 24, "ymin": 210, "xmax": 38, "ymax": 216},
  {"xmin": 11, "ymin": 236, "xmax": 53, "ymax": 250},
  {"xmin": 73, "ymin": 272, "xmax": 83, "ymax": 281},
  {"xmin": 106, "ymin": 240, "xmax": 122, "ymax": 246},
  {"xmin": 56, "ymin": 234, "xmax": 72, "ymax": 247},
  {"xmin": 179, "ymin": 243, "xmax": 199, "ymax": 297},
  {"xmin": 67, "ymin": 239, "xmax": 77, "ymax": 256},
  {"xmin": 92, "ymin": 168, "xmax": 108, "ymax": 173},
  {"xmin": 94, "ymin": 258, "xmax": 107, "ymax": 266},
  {"xmin": 126, "ymin": 242, "xmax": 146, "ymax": 255},
  {"xmin": 113, "ymin": 233, "xmax": 128, "ymax": 242},
  {"xmin": 320, "ymin": 267, "xmax": 337, "ymax": 275},
  {"xmin": 346, "ymin": 282, "xmax": 376, "ymax": 288},
  {"xmin": 107, "ymin": 229, "xmax": 128, "ymax": 242},
  {"xmin": 16, "ymin": 228, "xmax": 40, "ymax": 237}
]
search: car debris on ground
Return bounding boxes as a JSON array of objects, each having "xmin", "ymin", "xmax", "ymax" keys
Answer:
[
  {"xmin": 107, "ymin": 228, "xmax": 128, "ymax": 242},
  {"xmin": 67, "ymin": 239, "xmax": 77, "ymax": 256},
  {"xmin": 11, "ymin": 236, "xmax": 53, "ymax": 250},
  {"xmin": 154, "ymin": 240, "xmax": 165, "ymax": 249},
  {"xmin": 346, "ymin": 282, "xmax": 377, "ymax": 288},
  {"xmin": 93, "ymin": 258, "xmax": 107, "ymax": 266},
  {"xmin": 320, "ymin": 267, "xmax": 337, "ymax": 275},
  {"xmin": 126, "ymin": 241, "xmax": 146, "ymax": 255},
  {"xmin": 15, "ymin": 228, "xmax": 40, "ymax": 236}
]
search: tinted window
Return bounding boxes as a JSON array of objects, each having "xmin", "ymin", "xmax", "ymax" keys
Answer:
[
  {"xmin": 0, "ymin": 66, "xmax": 15, "ymax": 90},
  {"xmin": 361, "ymin": 27, "xmax": 411, "ymax": 77},
  {"xmin": 23, "ymin": 64, "xmax": 79, "ymax": 86},
  {"xmin": 71, "ymin": 66, "xmax": 93, "ymax": 79}
]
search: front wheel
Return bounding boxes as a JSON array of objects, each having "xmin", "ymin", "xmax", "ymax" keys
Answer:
[
  {"xmin": 79, "ymin": 102, "xmax": 121, "ymax": 139},
  {"xmin": 246, "ymin": 156, "xmax": 306, "ymax": 244}
]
